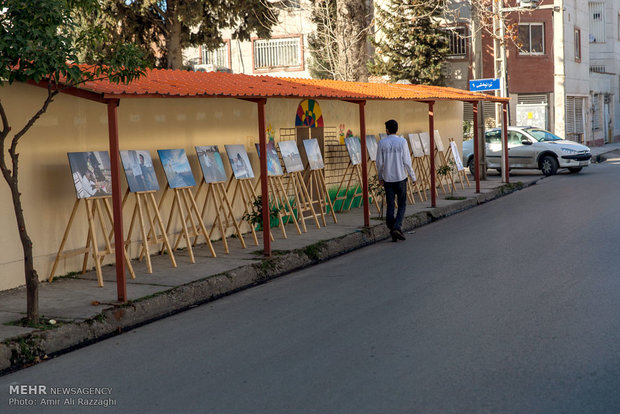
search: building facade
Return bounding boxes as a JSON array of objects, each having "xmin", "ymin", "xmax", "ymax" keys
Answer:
[{"xmin": 442, "ymin": 0, "xmax": 620, "ymax": 146}]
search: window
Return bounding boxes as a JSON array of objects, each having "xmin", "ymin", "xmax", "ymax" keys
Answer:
[
  {"xmin": 253, "ymin": 37, "xmax": 303, "ymax": 70},
  {"xmin": 508, "ymin": 131, "xmax": 525, "ymax": 146},
  {"xmin": 574, "ymin": 28, "xmax": 581, "ymax": 62},
  {"xmin": 566, "ymin": 96, "xmax": 585, "ymax": 143},
  {"xmin": 202, "ymin": 42, "xmax": 229, "ymax": 69},
  {"xmin": 589, "ymin": 2, "xmax": 605, "ymax": 43},
  {"xmin": 518, "ymin": 23, "xmax": 544, "ymax": 55},
  {"xmin": 445, "ymin": 26, "xmax": 467, "ymax": 58}
]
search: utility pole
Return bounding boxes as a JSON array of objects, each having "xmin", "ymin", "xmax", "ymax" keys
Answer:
[{"xmin": 471, "ymin": 0, "xmax": 486, "ymax": 179}]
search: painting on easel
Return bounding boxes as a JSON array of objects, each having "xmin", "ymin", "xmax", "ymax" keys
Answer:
[
  {"xmin": 225, "ymin": 145, "xmax": 254, "ymax": 179},
  {"xmin": 120, "ymin": 150, "xmax": 159, "ymax": 192},
  {"xmin": 408, "ymin": 134, "xmax": 425, "ymax": 158},
  {"xmin": 157, "ymin": 149, "xmax": 196, "ymax": 188},
  {"xmin": 303, "ymin": 139, "xmax": 324, "ymax": 170},
  {"xmin": 67, "ymin": 151, "xmax": 113, "ymax": 199},
  {"xmin": 196, "ymin": 145, "xmax": 227, "ymax": 183},
  {"xmin": 278, "ymin": 140, "xmax": 304, "ymax": 173},
  {"xmin": 254, "ymin": 142, "xmax": 283, "ymax": 176},
  {"xmin": 366, "ymin": 135, "xmax": 378, "ymax": 161},
  {"xmin": 344, "ymin": 137, "xmax": 362, "ymax": 165}
]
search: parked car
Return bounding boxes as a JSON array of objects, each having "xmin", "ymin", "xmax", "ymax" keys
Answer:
[{"xmin": 462, "ymin": 126, "xmax": 592, "ymax": 176}]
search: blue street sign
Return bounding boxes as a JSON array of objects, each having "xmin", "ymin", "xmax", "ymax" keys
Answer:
[{"xmin": 469, "ymin": 78, "xmax": 501, "ymax": 92}]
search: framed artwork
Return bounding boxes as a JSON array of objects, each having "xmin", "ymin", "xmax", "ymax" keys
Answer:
[
  {"xmin": 157, "ymin": 149, "xmax": 196, "ymax": 189},
  {"xmin": 120, "ymin": 150, "xmax": 159, "ymax": 193},
  {"xmin": 196, "ymin": 145, "xmax": 227, "ymax": 183},
  {"xmin": 302, "ymin": 139, "xmax": 324, "ymax": 170},
  {"xmin": 225, "ymin": 145, "xmax": 254, "ymax": 180},
  {"xmin": 379, "ymin": 133, "xmax": 387, "ymax": 140},
  {"xmin": 67, "ymin": 151, "xmax": 113, "ymax": 199},
  {"xmin": 344, "ymin": 137, "xmax": 362, "ymax": 165},
  {"xmin": 254, "ymin": 142, "xmax": 283, "ymax": 176},
  {"xmin": 418, "ymin": 132, "xmax": 431, "ymax": 155},
  {"xmin": 450, "ymin": 141, "xmax": 465, "ymax": 171},
  {"xmin": 408, "ymin": 134, "xmax": 425, "ymax": 158},
  {"xmin": 278, "ymin": 140, "xmax": 304, "ymax": 173},
  {"xmin": 434, "ymin": 130, "xmax": 445, "ymax": 152},
  {"xmin": 366, "ymin": 134, "xmax": 378, "ymax": 161}
]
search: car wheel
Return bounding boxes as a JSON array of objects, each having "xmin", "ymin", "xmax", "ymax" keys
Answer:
[
  {"xmin": 568, "ymin": 167, "xmax": 583, "ymax": 174},
  {"xmin": 540, "ymin": 155, "xmax": 558, "ymax": 176},
  {"xmin": 468, "ymin": 157, "xmax": 475, "ymax": 175}
]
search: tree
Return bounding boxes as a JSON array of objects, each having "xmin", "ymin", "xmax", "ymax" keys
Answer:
[
  {"xmin": 83, "ymin": 0, "xmax": 280, "ymax": 70},
  {"xmin": 369, "ymin": 0, "xmax": 449, "ymax": 85},
  {"xmin": 308, "ymin": 0, "xmax": 372, "ymax": 81},
  {"xmin": 0, "ymin": 0, "xmax": 147, "ymax": 323}
]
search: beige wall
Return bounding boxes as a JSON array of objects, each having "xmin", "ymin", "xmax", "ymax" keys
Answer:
[{"xmin": 0, "ymin": 83, "xmax": 463, "ymax": 290}]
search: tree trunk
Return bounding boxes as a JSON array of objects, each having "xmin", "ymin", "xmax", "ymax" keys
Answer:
[
  {"xmin": 166, "ymin": 15, "xmax": 184, "ymax": 70},
  {"xmin": 336, "ymin": 0, "xmax": 369, "ymax": 82},
  {"xmin": 8, "ymin": 176, "xmax": 39, "ymax": 323}
]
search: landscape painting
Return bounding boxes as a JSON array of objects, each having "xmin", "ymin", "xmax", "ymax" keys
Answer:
[
  {"xmin": 344, "ymin": 137, "xmax": 362, "ymax": 165},
  {"xmin": 408, "ymin": 134, "xmax": 425, "ymax": 158},
  {"xmin": 120, "ymin": 150, "xmax": 159, "ymax": 192},
  {"xmin": 278, "ymin": 140, "xmax": 304, "ymax": 173},
  {"xmin": 225, "ymin": 145, "xmax": 254, "ymax": 180},
  {"xmin": 67, "ymin": 151, "xmax": 113, "ymax": 199},
  {"xmin": 302, "ymin": 139, "xmax": 324, "ymax": 170},
  {"xmin": 196, "ymin": 145, "xmax": 227, "ymax": 183},
  {"xmin": 157, "ymin": 149, "xmax": 196, "ymax": 189},
  {"xmin": 418, "ymin": 132, "xmax": 431, "ymax": 155},
  {"xmin": 254, "ymin": 142, "xmax": 283, "ymax": 176}
]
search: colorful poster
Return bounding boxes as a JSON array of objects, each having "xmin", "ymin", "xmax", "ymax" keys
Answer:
[
  {"xmin": 157, "ymin": 149, "xmax": 196, "ymax": 189},
  {"xmin": 67, "ymin": 151, "xmax": 112, "ymax": 199},
  {"xmin": 254, "ymin": 142, "xmax": 283, "ymax": 177},
  {"xmin": 196, "ymin": 145, "xmax": 227, "ymax": 183}
]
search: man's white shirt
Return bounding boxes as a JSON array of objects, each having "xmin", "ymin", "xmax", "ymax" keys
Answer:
[{"xmin": 376, "ymin": 134, "xmax": 416, "ymax": 183}]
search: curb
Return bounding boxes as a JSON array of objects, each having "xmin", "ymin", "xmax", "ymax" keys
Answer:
[{"xmin": 0, "ymin": 180, "xmax": 535, "ymax": 375}]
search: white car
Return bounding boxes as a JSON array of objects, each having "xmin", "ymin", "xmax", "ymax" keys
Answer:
[{"xmin": 462, "ymin": 126, "xmax": 592, "ymax": 176}]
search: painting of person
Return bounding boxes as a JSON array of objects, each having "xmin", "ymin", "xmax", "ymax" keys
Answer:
[
  {"xmin": 196, "ymin": 146, "xmax": 227, "ymax": 183},
  {"xmin": 120, "ymin": 150, "xmax": 160, "ymax": 192},
  {"xmin": 225, "ymin": 145, "xmax": 254, "ymax": 180},
  {"xmin": 157, "ymin": 149, "xmax": 196, "ymax": 189},
  {"xmin": 302, "ymin": 139, "xmax": 324, "ymax": 170},
  {"xmin": 68, "ymin": 151, "xmax": 113, "ymax": 199}
]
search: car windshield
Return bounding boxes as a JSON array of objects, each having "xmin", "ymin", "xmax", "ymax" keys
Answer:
[{"xmin": 526, "ymin": 128, "xmax": 563, "ymax": 142}]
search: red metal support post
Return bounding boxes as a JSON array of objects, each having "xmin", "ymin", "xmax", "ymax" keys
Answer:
[
  {"xmin": 428, "ymin": 102, "xmax": 436, "ymax": 208},
  {"xmin": 502, "ymin": 102, "xmax": 509, "ymax": 184},
  {"xmin": 473, "ymin": 101, "xmax": 480, "ymax": 193},
  {"xmin": 106, "ymin": 100, "xmax": 127, "ymax": 302},
  {"xmin": 257, "ymin": 98, "xmax": 271, "ymax": 257},
  {"xmin": 358, "ymin": 101, "xmax": 370, "ymax": 227}
]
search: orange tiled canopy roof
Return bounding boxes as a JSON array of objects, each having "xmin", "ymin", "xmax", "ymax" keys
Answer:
[{"xmin": 73, "ymin": 68, "xmax": 506, "ymax": 103}]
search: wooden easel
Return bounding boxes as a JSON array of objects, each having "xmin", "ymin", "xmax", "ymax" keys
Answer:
[
  {"xmin": 419, "ymin": 132, "xmax": 448, "ymax": 195},
  {"xmin": 304, "ymin": 167, "xmax": 337, "ymax": 225},
  {"xmin": 122, "ymin": 189, "xmax": 176, "ymax": 274},
  {"xmin": 446, "ymin": 138, "xmax": 470, "ymax": 189},
  {"xmin": 254, "ymin": 174, "xmax": 302, "ymax": 237},
  {"xmin": 285, "ymin": 170, "xmax": 321, "ymax": 232},
  {"xmin": 333, "ymin": 161, "xmax": 363, "ymax": 212},
  {"xmin": 159, "ymin": 184, "xmax": 216, "ymax": 263},
  {"xmin": 407, "ymin": 133, "xmax": 429, "ymax": 201},
  {"xmin": 49, "ymin": 197, "xmax": 135, "ymax": 287},
  {"xmin": 226, "ymin": 176, "xmax": 260, "ymax": 245},
  {"xmin": 433, "ymin": 130, "xmax": 457, "ymax": 194},
  {"xmin": 195, "ymin": 180, "xmax": 246, "ymax": 254}
]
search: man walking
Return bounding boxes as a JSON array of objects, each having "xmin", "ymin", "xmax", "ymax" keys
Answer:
[{"xmin": 376, "ymin": 120, "xmax": 416, "ymax": 242}]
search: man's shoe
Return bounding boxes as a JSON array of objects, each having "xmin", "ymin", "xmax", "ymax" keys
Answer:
[
  {"xmin": 390, "ymin": 230, "xmax": 398, "ymax": 242},
  {"xmin": 393, "ymin": 229, "xmax": 406, "ymax": 240}
]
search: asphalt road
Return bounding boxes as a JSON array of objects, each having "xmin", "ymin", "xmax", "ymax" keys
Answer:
[{"xmin": 2, "ymin": 161, "xmax": 620, "ymax": 414}]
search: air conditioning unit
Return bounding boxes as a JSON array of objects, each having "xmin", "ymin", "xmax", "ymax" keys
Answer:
[
  {"xmin": 193, "ymin": 64, "xmax": 216, "ymax": 72},
  {"xmin": 518, "ymin": 0, "xmax": 539, "ymax": 8}
]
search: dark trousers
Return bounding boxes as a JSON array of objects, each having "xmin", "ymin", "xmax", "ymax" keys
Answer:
[{"xmin": 384, "ymin": 178, "xmax": 407, "ymax": 231}]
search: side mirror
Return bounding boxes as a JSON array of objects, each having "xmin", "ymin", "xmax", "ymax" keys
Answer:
[{"xmin": 522, "ymin": 139, "xmax": 533, "ymax": 145}]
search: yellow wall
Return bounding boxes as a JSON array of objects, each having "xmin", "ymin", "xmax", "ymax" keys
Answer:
[{"xmin": 0, "ymin": 83, "xmax": 463, "ymax": 290}]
